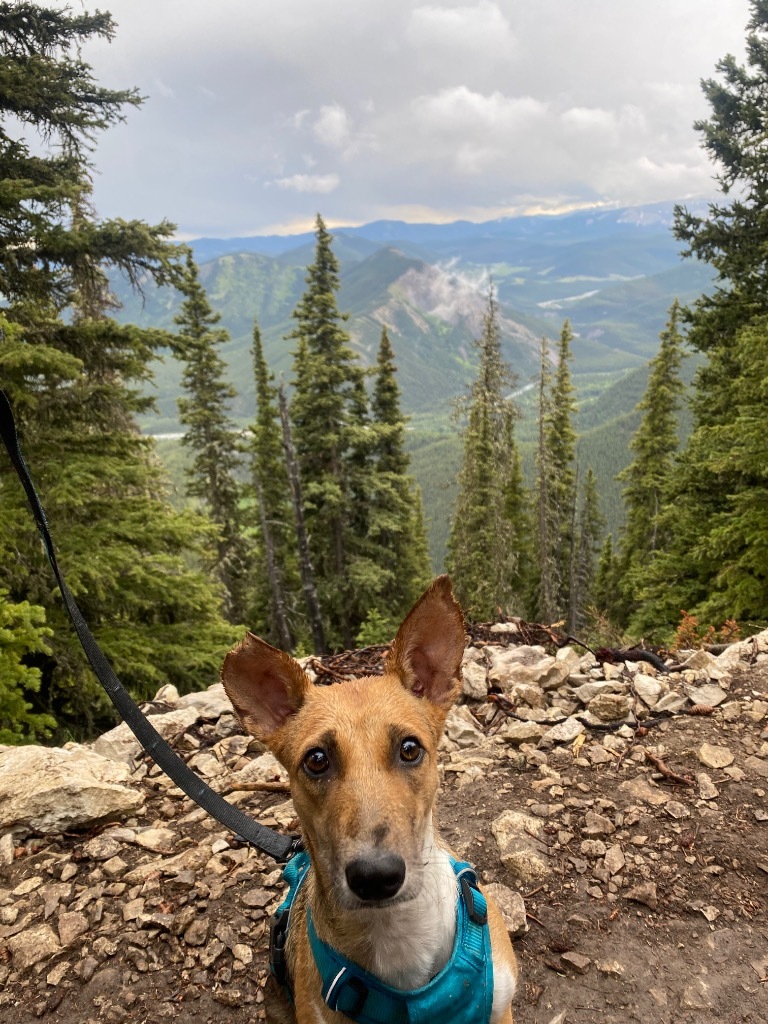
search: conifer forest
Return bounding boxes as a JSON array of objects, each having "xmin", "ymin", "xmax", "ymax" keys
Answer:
[{"xmin": 3, "ymin": 1, "xmax": 768, "ymax": 743}]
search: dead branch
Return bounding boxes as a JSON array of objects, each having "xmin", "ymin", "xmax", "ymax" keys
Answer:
[{"xmin": 642, "ymin": 749, "xmax": 695, "ymax": 787}]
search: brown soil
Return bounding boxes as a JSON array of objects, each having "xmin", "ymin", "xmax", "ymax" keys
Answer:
[{"xmin": 1, "ymin": 668, "xmax": 766, "ymax": 1024}]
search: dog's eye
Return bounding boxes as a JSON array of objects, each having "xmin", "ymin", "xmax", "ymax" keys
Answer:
[
  {"xmin": 303, "ymin": 748, "xmax": 330, "ymax": 775},
  {"xmin": 399, "ymin": 738, "xmax": 423, "ymax": 764}
]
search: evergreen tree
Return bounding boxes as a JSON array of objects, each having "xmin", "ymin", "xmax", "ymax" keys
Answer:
[
  {"xmin": 0, "ymin": 591, "xmax": 55, "ymax": 744},
  {"xmin": 531, "ymin": 323, "xmax": 577, "ymax": 622},
  {"xmin": 289, "ymin": 215, "xmax": 369, "ymax": 648},
  {"xmin": 571, "ymin": 467, "xmax": 606, "ymax": 631},
  {"xmin": 172, "ymin": 252, "xmax": 250, "ymax": 624},
  {"xmin": 615, "ymin": 301, "xmax": 686, "ymax": 625},
  {"xmin": 359, "ymin": 327, "xmax": 432, "ymax": 638},
  {"xmin": 446, "ymin": 292, "xmax": 523, "ymax": 620},
  {"xmin": 247, "ymin": 322, "xmax": 297, "ymax": 649},
  {"xmin": 0, "ymin": 9, "xmax": 239, "ymax": 738},
  {"xmin": 592, "ymin": 535, "xmax": 623, "ymax": 620},
  {"xmin": 633, "ymin": 1, "xmax": 768, "ymax": 632}
]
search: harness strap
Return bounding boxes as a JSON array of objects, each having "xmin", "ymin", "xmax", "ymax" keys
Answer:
[
  {"xmin": 0, "ymin": 388, "xmax": 298, "ymax": 863},
  {"xmin": 300, "ymin": 858, "xmax": 493, "ymax": 1024}
]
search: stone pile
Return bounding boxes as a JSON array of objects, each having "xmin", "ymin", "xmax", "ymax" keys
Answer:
[{"xmin": 0, "ymin": 628, "xmax": 766, "ymax": 1021}]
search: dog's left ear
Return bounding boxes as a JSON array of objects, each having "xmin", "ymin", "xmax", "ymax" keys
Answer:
[
  {"xmin": 221, "ymin": 633, "xmax": 312, "ymax": 742},
  {"xmin": 386, "ymin": 575, "xmax": 465, "ymax": 708}
]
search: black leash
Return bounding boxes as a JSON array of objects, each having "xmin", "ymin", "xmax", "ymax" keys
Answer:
[{"xmin": 0, "ymin": 389, "xmax": 300, "ymax": 863}]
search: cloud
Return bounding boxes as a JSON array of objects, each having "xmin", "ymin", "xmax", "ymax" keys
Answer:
[
  {"xmin": 273, "ymin": 173, "xmax": 341, "ymax": 194},
  {"xmin": 81, "ymin": 0, "xmax": 752, "ymax": 236}
]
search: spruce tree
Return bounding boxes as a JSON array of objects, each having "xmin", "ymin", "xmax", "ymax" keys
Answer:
[
  {"xmin": 446, "ymin": 292, "xmax": 523, "ymax": 620},
  {"xmin": 571, "ymin": 467, "xmax": 606, "ymax": 632},
  {"xmin": 289, "ymin": 215, "xmax": 369, "ymax": 648},
  {"xmin": 592, "ymin": 535, "xmax": 623, "ymax": 621},
  {"xmin": 615, "ymin": 301, "xmax": 686, "ymax": 625},
  {"xmin": 0, "ymin": 591, "xmax": 55, "ymax": 744},
  {"xmin": 0, "ymin": 8, "xmax": 239, "ymax": 738},
  {"xmin": 247, "ymin": 322, "xmax": 297, "ymax": 649},
  {"xmin": 546, "ymin": 320, "xmax": 578, "ymax": 617},
  {"xmin": 531, "ymin": 323, "xmax": 577, "ymax": 623},
  {"xmin": 172, "ymin": 252, "xmax": 251, "ymax": 625},
  {"xmin": 633, "ymin": 1, "xmax": 768, "ymax": 632},
  {"xmin": 359, "ymin": 327, "xmax": 432, "ymax": 638}
]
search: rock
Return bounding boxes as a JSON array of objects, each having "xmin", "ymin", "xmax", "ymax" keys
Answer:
[
  {"xmin": 134, "ymin": 828, "xmax": 176, "ymax": 853},
  {"xmin": 91, "ymin": 706, "xmax": 201, "ymax": 764},
  {"xmin": 561, "ymin": 951, "xmax": 591, "ymax": 973},
  {"xmin": 0, "ymin": 746, "xmax": 144, "ymax": 835},
  {"xmin": 539, "ymin": 717, "xmax": 585, "ymax": 748},
  {"xmin": 604, "ymin": 844, "xmax": 625, "ymax": 875},
  {"xmin": 625, "ymin": 881, "xmax": 658, "ymax": 910},
  {"xmin": 0, "ymin": 832, "xmax": 14, "ymax": 868},
  {"xmin": 572, "ymin": 680, "xmax": 622, "ymax": 704},
  {"xmin": 696, "ymin": 772, "xmax": 719, "ymax": 800},
  {"xmin": 7, "ymin": 923, "xmax": 60, "ymax": 969},
  {"xmin": 499, "ymin": 720, "xmax": 547, "ymax": 744},
  {"xmin": 582, "ymin": 811, "xmax": 615, "ymax": 837},
  {"xmin": 482, "ymin": 882, "xmax": 528, "ymax": 938},
  {"xmin": 153, "ymin": 683, "xmax": 180, "ymax": 704},
  {"xmin": 665, "ymin": 800, "xmax": 690, "ymax": 820},
  {"xmin": 176, "ymin": 682, "xmax": 232, "ymax": 720},
  {"xmin": 679, "ymin": 649, "xmax": 727, "ymax": 680},
  {"xmin": 461, "ymin": 654, "xmax": 488, "ymax": 701},
  {"xmin": 442, "ymin": 705, "xmax": 486, "ymax": 749},
  {"xmin": 57, "ymin": 910, "xmax": 89, "ymax": 945},
  {"xmin": 508, "ymin": 683, "xmax": 547, "ymax": 709},
  {"xmin": 617, "ymin": 776, "xmax": 670, "ymax": 807},
  {"xmin": 183, "ymin": 917, "xmax": 210, "ymax": 946},
  {"xmin": 491, "ymin": 810, "xmax": 551, "ymax": 882},
  {"xmin": 698, "ymin": 743, "xmax": 734, "ymax": 769},
  {"xmin": 229, "ymin": 752, "xmax": 288, "ymax": 788},
  {"xmin": 744, "ymin": 755, "xmax": 768, "ymax": 779},
  {"xmin": 654, "ymin": 692, "xmax": 689, "ymax": 714},
  {"xmin": 634, "ymin": 673, "xmax": 662, "ymax": 707},
  {"xmin": 596, "ymin": 960, "xmax": 625, "ymax": 976},
  {"xmin": 684, "ymin": 683, "xmax": 728, "ymax": 707},
  {"xmin": 587, "ymin": 693, "xmax": 633, "ymax": 722}
]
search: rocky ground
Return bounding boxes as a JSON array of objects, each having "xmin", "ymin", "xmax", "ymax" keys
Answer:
[{"xmin": 0, "ymin": 630, "xmax": 766, "ymax": 1024}]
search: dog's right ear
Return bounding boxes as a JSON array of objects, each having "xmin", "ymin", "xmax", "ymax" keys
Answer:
[{"xmin": 221, "ymin": 633, "xmax": 312, "ymax": 742}]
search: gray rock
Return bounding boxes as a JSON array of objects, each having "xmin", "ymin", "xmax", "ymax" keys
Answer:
[
  {"xmin": 483, "ymin": 882, "xmax": 528, "ymax": 938},
  {"xmin": 499, "ymin": 720, "xmax": 547, "ymax": 744},
  {"xmin": 491, "ymin": 810, "xmax": 551, "ymax": 882},
  {"xmin": 744, "ymin": 755, "xmax": 768, "ymax": 779},
  {"xmin": 7, "ymin": 923, "xmax": 60, "ymax": 969},
  {"xmin": 604, "ymin": 844, "xmax": 625, "ymax": 875},
  {"xmin": 442, "ymin": 706, "xmax": 486, "ymax": 749},
  {"xmin": 625, "ymin": 881, "xmax": 658, "ymax": 909},
  {"xmin": 633, "ymin": 673, "xmax": 662, "ymax": 707},
  {"xmin": 684, "ymin": 683, "xmax": 728, "ymax": 707},
  {"xmin": 92, "ymin": 706, "xmax": 201, "ymax": 764},
  {"xmin": 698, "ymin": 742, "xmax": 734, "ymax": 769},
  {"xmin": 572, "ymin": 680, "xmax": 623, "ymax": 704},
  {"xmin": 561, "ymin": 950, "xmax": 591, "ymax": 973},
  {"xmin": 539, "ymin": 717, "xmax": 585, "ymax": 748},
  {"xmin": 0, "ymin": 745, "xmax": 144, "ymax": 835},
  {"xmin": 587, "ymin": 693, "xmax": 633, "ymax": 722},
  {"xmin": 461, "ymin": 651, "xmax": 488, "ymax": 701}
]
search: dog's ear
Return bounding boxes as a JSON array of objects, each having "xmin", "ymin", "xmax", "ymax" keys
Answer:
[
  {"xmin": 386, "ymin": 575, "xmax": 465, "ymax": 708},
  {"xmin": 221, "ymin": 633, "xmax": 312, "ymax": 742}
]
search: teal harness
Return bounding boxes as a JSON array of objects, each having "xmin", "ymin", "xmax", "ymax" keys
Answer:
[{"xmin": 270, "ymin": 851, "xmax": 494, "ymax": 1023}]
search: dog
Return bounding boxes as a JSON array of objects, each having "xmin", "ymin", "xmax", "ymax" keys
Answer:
[{"xmin": 222, "ymin": 575, "xmax": 518, "ymax": 1023}]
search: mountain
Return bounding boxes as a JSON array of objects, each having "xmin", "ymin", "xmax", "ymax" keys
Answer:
[{"xmin": 115, "ymin": 200, "xmax": 711, "ymax": 566}]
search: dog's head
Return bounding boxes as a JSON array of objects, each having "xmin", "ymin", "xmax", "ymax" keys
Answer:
[{"xmin": 221, "ymin": 575, "xmax": 465, "ymax": 908}]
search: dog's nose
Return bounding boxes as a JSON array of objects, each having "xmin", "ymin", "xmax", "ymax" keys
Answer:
[{"xmin": 345, "ymin": 852, "xmax": 406, "ymax": 901}]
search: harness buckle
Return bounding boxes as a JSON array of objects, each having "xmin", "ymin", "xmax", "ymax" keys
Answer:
[
  {"xmin": 460, "ymin": 875, "xmax": 488, "ymax": 926},
  {"xmin": 326, "ymin": 971, "xmax": 369, "ymax": 1016},
  {"xmin": 269, "ymin": 911, "xmax": 289, "ymax": 986}
]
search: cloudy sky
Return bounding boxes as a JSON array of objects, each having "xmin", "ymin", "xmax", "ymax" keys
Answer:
[{"xmin": 84, "ymin": 0, "xmax": 752, "ymax": 238}]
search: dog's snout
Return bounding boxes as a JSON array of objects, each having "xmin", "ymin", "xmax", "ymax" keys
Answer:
[{"xmin": 345, "ymin": 852, "xmax": 406, "ymax": 902}]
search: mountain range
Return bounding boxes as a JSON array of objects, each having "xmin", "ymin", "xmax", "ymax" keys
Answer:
[{"xmin": 120, "ymin": 199, "xmax": 712, "ymax": 566}]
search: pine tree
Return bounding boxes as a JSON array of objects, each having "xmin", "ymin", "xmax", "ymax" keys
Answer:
[
  {"xmin": 592, "ymin": 535, "xmax": 623, "ymax": 620},
  {"xmin": 289, "ymin": 215, "xmax": 369, "ymax": 648},
  {"xmin": 247, "ymin": 322, "xmax": 297, "ymax": 649},
  {"xmin": 615, "ymin": 301, "xmax": 686, "ymax": 625},
  {"xmin": 532, "ymin": 336, "xmax": 557, "ymax": 621},
  {"xmin": 172, "ymin": 252, "xmax": 250, "ymax": 624},
  {"xmin": 0, "ymin": 9, "xmax": 239, "ymax": 738},
  {"xmin": 632, "ymin": 1, "xmax": 768, "ymax": 632},
  {"xmin": 446, "ymin": 291, "xmax": 523, "ymax": 620},
  {"xmin": 359, "ymin": 327, "xmax": 432, "ymax": 638}
]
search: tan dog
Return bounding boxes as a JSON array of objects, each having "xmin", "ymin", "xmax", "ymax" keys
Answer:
[{"xmin": 222, "ymin": 576, "xmax": 518, "ymax": 1023}]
